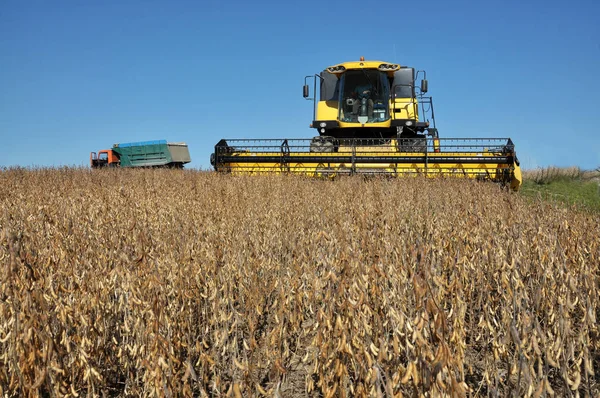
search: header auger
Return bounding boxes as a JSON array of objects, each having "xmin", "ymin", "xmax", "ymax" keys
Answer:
[{"xmin": 211, "ymin": 57, "xmax": 521, "ymax": 190}]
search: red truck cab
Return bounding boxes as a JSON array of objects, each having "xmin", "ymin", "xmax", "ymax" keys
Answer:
[{"xmin": 90, "ymin": 150, "xmax": 120, "ymax": 168}]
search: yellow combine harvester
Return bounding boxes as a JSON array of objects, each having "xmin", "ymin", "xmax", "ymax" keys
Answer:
[{"xmin": 211, "ymin": 57, "xmax": 522, "ymax": 190}]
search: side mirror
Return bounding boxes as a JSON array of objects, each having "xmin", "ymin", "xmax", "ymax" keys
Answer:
[
  {"xmin": 303, "ymin": 84, "xmax": 309, "ymax": 98},
  {"xmin": 421, "ymin": 79, "xmax": 428, "ymax": 93}
]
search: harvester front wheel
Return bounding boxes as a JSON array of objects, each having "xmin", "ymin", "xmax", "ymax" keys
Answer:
[
  {"xmin": 310, "ymin": 136, "xmax": 338, "ymax": 153},
  {"xmin": 397, "ymin": 136, "xmax": 427, "ymax": 153},
  {"xmin": 397, "ymin": 128, "xmax": 427, "ymax": 153}
]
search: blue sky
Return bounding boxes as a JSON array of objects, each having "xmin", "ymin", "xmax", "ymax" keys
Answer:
[{"xmin": 1, "ymin": 0, "xmax": 599, "ymax": 170}]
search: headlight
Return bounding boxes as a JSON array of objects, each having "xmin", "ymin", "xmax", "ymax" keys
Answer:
[
  {"xmin": 327, "ymin": 65, "xmax": 346, "ymax": 74},
  {"xmin": 319, "ymin": 122, "xmax": 326, "ymax": 128},
  {"xmin": 405, "ymin": 121, "xmax": 413, "ymax": 126},
  {"xmin": 377, "ymin": 64, "xmax": 400, "ymax": 71}
]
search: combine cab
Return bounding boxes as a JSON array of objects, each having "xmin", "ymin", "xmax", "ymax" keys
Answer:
[{"xmin": 211, "ymin": 57, "xmax": 521, "ymax": 190}]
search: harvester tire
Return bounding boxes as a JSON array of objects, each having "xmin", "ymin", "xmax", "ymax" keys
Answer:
[
  {"xmin": 310, "ymin": 136, "xmax": 337, "ymax": 153},
  {"xmin": 398, "ymin": 137, "xmax": 427, "ymax": 153}
]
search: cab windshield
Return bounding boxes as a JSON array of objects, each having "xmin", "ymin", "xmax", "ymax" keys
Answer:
[{"xmin": 339, "ymin": 70, "xmax": 390, "ymax": 123}]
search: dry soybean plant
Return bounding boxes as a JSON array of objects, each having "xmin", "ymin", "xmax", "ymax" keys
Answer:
[
  {"xmin": 0, "ymin": 168, "xmax": 598, "ymax": 397},
  {"xmin": 522, "ymin": 166, "xmax": 583, "ymax": 184}
]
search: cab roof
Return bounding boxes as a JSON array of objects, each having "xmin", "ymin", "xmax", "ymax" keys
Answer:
[
  {"xmin": 329, "ymin": 58, "xmax": 400, "ymax": 68},
  {"xmin": 325, "ymin": 58, "xmax": 402, "ymax": 74}
]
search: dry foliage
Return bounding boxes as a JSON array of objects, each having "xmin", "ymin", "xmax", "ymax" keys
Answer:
[
  {"xmin": 522, "ymin": 167, "xmax": 584, "ymax": 184},
  {"xmin": 0, "ymin": 168, "xmax": 598, "ymax": 397}
]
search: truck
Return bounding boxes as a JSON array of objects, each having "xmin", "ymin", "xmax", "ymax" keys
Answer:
[{"xmin": 90, "ymin": 140, "xmax": 191, "ymax": 168}]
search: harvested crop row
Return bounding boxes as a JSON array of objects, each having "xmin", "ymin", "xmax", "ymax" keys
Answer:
[{"xmin": 0, "ymin": 168, "xmax": 598, "ymax": 396}]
